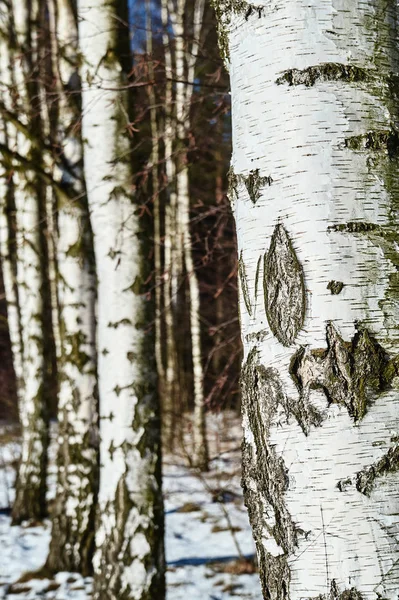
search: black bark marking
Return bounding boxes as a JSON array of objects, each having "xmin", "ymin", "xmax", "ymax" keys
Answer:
[
  {"xmin": 264, "ymin": 223, "xmax": 305, "ymax": 346},
  {"xmin": 327, "ymin": 280, "xmax": 344, "ymax": 295},
  {"xmin": 347, "ymin": 444, "xmax": 399, "ymax": 496},
  {"xmin": 228, "ymin": 167, "xmax": 272, "ymax": 204},
  {"xmin": 244, "ymin": 169, "xmax": 273, "ymax": 204},
  {"xmin": 276, "ymin": 63, "xmax": 371, "ymax": 87},
  {"xmin": 238, "ymin": 250, "xmax": 252, "ymax": 316},
  {"xmin": 328, "ymin": 221, "xmax": 379, "ymax": 233},
  {"xmin": 290, "ymin": 323, "xmax": 398, "ymax": 421},
  {"xmin": 344, "ymin": 129, "xmax": 399, "ymax": 158}
]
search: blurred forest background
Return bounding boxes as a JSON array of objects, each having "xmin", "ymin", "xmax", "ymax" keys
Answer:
[
  {"xmin": 0, "ymin": 0, "xmax": 240, "ymax": 428},
  {"xmin": 0, "ymin": 0, "xmax": 259, "ymax": 598}
]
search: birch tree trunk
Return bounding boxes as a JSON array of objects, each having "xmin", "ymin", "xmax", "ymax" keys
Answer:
[
  {"xmin": 160, "ymin": 0, "xmax": 181, "ymax": 452},
  {"xmin": 0, "ymin": 1, "xmax": 24, "ymax": 398},
  {"xmin": 214, "ymin": 1, "xmax": 399, "ymax": 598},
  {"xmin": 171, "ymin": 0, "xmax": 209, "ymax": 470},
  {"xmin": 8, "ymin": 0, "xmax": 53, "ymax": 524},
  {"xmin": 45, "ymin": 0, "xmax": 99, "ymax": 575},
  {"xmin": 78, "ymin": 0, "xmax": 165, "ymax": 596}
]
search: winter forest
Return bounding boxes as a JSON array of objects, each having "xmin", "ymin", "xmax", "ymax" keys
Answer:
[{"xmin": 1, "ymin": 0, "xmax": 399, "ymax": 599}]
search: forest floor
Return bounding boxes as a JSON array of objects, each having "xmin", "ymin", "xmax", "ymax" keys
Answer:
[{"xmin": 0, "ymin": 412, "xmax": 262, "ymax": 599}]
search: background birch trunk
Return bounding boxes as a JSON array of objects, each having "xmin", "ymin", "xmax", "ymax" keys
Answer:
[
  {"xmin": 45, "ymin": 0, "xmax": 99, "ymax": 575},
  {"xmin": 0, "ymin": 0, "xmax": 24, "ymax": 400},
  {"xmin": 160, "ymin": 0, "xmax": 181, "ymax": 452},
  {"xmin": 8, "ymin": 0, "xmax": 54, "ymax": 524},
  {"xmin": 78, "ymin": 0, "xmax": 165, "ymax": 596},
  {"xmin": 214, "ymin": 0, "xmax": 399, "ymax": 598},
  {"xmin": 170, "ymin": 0, "xmax": 209, "ymax": 470}
]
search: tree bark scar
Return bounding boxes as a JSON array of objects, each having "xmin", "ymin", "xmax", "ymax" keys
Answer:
[
  {"xmin": 290, "ymin": 322, "xmax": 399, "ymax": 422},
  {"xmin": 239, "ymin": 250, "xmax": 252, "ymax": 316},
  {"xmin": 275, "ymin": 63, "xmax": 372, "ymax": 87},
  {"xmin": 264, "ymin": 223, "xmax": 305, "ymax": 346},
  {"xmin": 241, "ymin": 348, "xmax": 294, "ymax": 600}
]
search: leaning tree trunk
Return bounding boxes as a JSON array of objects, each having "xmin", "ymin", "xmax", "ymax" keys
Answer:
[
  {"xmin": 78, "ymin": 0, "xmax": 165, "ymax": 597},
  {"xmin": 45, "ymin": 0, "xmax": 99, "ymax": 575},
  {"xmin": 214, "ymin": 1, "xmax": 399, "ymax": 599}
]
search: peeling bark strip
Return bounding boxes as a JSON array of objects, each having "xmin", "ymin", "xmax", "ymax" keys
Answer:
[
  {"xmin": 276, "ymin": 63, "xmax": 371, "ymax": 87},
  {"xmin": 264, "ymin": 223, "xmax": 305, "ymax": 346},
  {"xmin": 290, "ymin": 323, "xmax": 398, "ymax": 422}
]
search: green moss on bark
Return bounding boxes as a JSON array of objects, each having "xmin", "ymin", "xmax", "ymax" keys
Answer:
[
  {"xmin": 276, "ymin": 63, "xmax": 371, "ymax": 87},
  {"xmin": 344, "ymin": 129, "xmax": 399, "ymax": 157}
]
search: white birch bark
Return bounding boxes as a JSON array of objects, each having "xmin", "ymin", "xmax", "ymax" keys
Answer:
[
  {"xmin": 0, "ymin": 4, "xmax": 24, "ymax": 394},
  {"xmin": 45, "ymin": 0, "xmax": 99, "ymax": 575},
  {"xmin": 160, "ymin": 0, "xmax": 181, "ymax": 451},
  {"xmin": 170, "ymin": 0, "xmax": 209, "ymax": 469},
  {"xmin": 215, "ymin": 1, "xmax": 399, "ymax": 598},
  {"xmin": 78, "ymin": 0, "xmax": 165, "ymax": 596},
  {"xmin": 8, "ymin": 0, "xmax": 52, "ymax": 524}
]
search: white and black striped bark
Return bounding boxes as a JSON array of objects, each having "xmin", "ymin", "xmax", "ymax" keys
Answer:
[
  {"xmin": 214, "ymin": 1, "xmax": 399, "ymax": 598},
  {"xmin": 78, "ymin": 0, "xmax": 165, "ymax": 597},
  {"xmin": 45, "ymin": 0, "xmax": 99, "ymax": 575}
]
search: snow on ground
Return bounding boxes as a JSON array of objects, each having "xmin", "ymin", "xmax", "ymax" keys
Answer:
[{"xmin": 0, "ymin": 413, "xmax": 262, "ymax": 599}]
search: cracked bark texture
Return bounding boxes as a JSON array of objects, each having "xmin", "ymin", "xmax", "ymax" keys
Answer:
[
  {"xmin": 78, "ymin": 0, "xmax": 165, "ymax": 597},
  {"xmin": 214, "ymin": 0, "xmax": 399, "ymax": 598}
]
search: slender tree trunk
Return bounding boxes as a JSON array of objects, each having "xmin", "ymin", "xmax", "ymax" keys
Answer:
[
  {"xmin": 161, "ymin": 0, "xmax": 181, "ymax": 451},
  {"xmin": 45, "ymin": 0, "xmax": 99, "ymax": 575},
  {"xmin": 146, "ymin": 0, "xmax": 168, "ymax": 448},
  {"xmin": 78, "ymin": 0, "xmax": 165, "ymax": 597},
  {"xmin": 215, "ymin": 1, "xmax": 399, "ymax": 598},
  {"xmin": 0, "ymin": 3, "xmax": 24, "ymax": 397},
  {"xmin": 172, "ymin": 0, "xmax": 209, "ymax": 470},
  {"xmin": 10, "ymin": 0, "xmax": 53, "ymax": 524}
]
